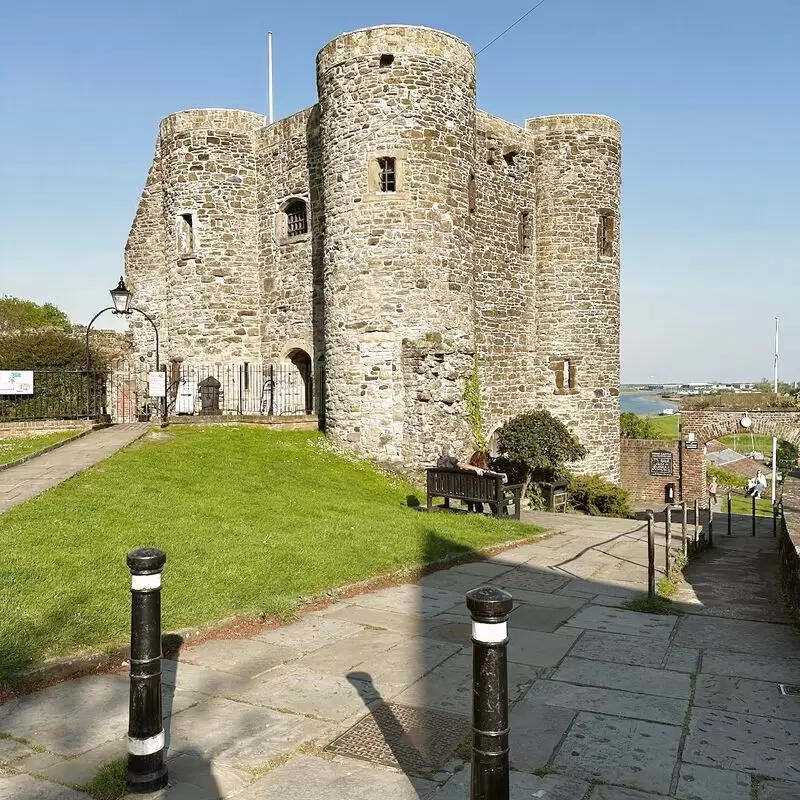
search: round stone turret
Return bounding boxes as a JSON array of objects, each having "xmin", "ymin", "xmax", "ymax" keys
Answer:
[
  {"xmin": 317, "ymin": 25, "xmax": 478, "ymax": 462},
  {"xmin": 526, "ymin": 114, "xmax": 622, "ymax": 480}
]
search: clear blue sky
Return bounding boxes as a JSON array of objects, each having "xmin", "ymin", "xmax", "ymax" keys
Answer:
[{"xmin": 0, "ymin": 0, "xmax": 797, "ymax": 383}]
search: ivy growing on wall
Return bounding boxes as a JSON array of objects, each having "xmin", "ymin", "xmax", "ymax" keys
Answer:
[{"xmin": 464, "ymin": 355, "xmax": 487, "ymax": 451}]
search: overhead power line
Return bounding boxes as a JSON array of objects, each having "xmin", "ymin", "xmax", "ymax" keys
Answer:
[{"xmin": 474, "ymin": 0, "xmax": 551, "ymax": 56}]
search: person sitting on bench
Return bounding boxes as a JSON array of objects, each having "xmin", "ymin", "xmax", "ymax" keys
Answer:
[{"xmin": 436, "ymin": 447, "xmax": 507, "ymax": 513}]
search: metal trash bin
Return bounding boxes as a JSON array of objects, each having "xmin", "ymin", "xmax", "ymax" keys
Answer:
[
  {"xmin": 543, "ymin": 480, "xmax": 569, "ymax": 513},
  {"xmin": 198, "ymin": 376, "xmax": 221, "ymax": 416}
]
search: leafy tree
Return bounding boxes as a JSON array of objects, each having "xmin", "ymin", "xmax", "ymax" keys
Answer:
[
  {"xmin": 0, "ymin": 331, "xmax": 89, "ymax": 370},
  {"xmin": 495, "ymin": 409, "xmax": 587, "ymax": 485},
  {"xmin": 620, "ymin": 412, "xmax": 658, "ymax": 439},
  {"xmin": 0, "ymin": 297, "xmax": 71, "ymax": 334},
  {"xmin": 777, "ymin": 440, "xmax": 798, "ymax": 478}
]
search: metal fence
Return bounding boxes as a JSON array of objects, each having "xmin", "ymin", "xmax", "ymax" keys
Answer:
[{"xmin": 0, "ymin": 363, "xmax": 318, "ymax": 423}]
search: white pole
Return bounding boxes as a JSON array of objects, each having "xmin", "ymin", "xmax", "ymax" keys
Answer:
[
  {"xmin": 267, "ymin": 32, "xmax": 274, "ymax": 125},
  {"xmin": 772, "ymin": 316, "xmax": 779, "ymax": 503}
]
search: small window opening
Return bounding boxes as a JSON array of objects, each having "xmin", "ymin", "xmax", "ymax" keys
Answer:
[
  {"xmin": 379, "ymin": 53, "xmax": 395, "ymax": 68},
  {"xmin": 378, "ymin": 157, "xmax": 396, "ymax": 192},
  {"xmin": 177, "ymin": 213, "xmax": 194, "ymax": 257},
  {"xmin": 285, "ymin": 199, "xmax": 308, "ymax": 237},
  {"xmin": 468, "ymin": 171, "xmax": 476, "ymax": 214},
  {"xmin": 552, "ymin": 359, "xmax": 578, "ymax": 391},
  {"xmin": 243, "ymin": 362, "xmax": 250, "ymax": 392},
  {"xmin": 503, "ymin": 150, "xmax": 518, "ymax": 167},
  {"xmin": 519, "ymin": 211, "xmax": 533, "ymax": 255},
  {"xmin": 598, "ymin": 213, "xmax": 614, "ymax": 258}
]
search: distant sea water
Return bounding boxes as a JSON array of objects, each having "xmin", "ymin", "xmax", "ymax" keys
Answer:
[{"xmin": 620, "ymin": 393, "xmax": 679, "ymax": 415}]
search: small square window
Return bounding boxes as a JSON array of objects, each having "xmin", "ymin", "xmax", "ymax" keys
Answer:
[
  {"xmin": 378, "ymin": 157, "xmax": 396, "ymax": 192},
  {"xmin": 285, "ymin": 199, "xmax": 308, "ymax": 237}
]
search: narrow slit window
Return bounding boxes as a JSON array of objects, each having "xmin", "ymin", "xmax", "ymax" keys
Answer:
[
  {"xmin": 468, "ymin": 171, "xmax": 476, "ymax": 214},
  {"xmin": 177, "ymin": 213, "xmax": 194, "ymax": 257},
  {"xmin": 378, "ymin": 157, "xmax": 396, "ymax": 192},
  {"xmin": 598, "ymin": 213, "xmax": 614, "ymax": 258},
  {"xmin": 243, "ymin": 362, "xmax": 250, "ymax": 391},
  {"xmin": 519, "ymin": 211, "xmax": 532, "ymax": 255},
  {"xmin": 285, "ymin": 199, "xmax": 308, "ymax": 237}
]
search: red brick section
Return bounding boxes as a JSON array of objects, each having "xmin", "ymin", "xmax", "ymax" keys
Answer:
[{"xmin": 620, "ymin": 438, "xmax": 706, "ymax": 505}]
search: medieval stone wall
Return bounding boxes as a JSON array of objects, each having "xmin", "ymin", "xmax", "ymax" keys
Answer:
[
  {"xmin": 527, "ymin": 114, "xmax": 622, "ymax": 481},
  {"xmin": 123, "ymin": 25, "xmax": 622, "ymax": 478}
]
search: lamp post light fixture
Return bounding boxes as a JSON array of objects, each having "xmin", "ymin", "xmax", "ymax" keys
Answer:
[{"xmin": 85, "ymin": 277, "xmax": 163, "ymax": 419}]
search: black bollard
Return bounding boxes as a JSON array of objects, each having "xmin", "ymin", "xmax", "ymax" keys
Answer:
[
  {"xmin": 126, "ymin": 548, "xmax": 168, "ymax": 793},
  {"xmin": 664, "ymin": 506, "xmax": 671, "ymax": 578},
  {"xmin": 693, "ymin": 498, "xmax": 699, "ymax": 547},
  {"xmin": 727, "ymin": 491, "xmax": 732, "ymax": 536},
  {"xmin": 752, "ymin": 494, "xmax": 756, "ymax": 537},
  {"xmin": 466, "ymin": 587, "xmax": 513, "ymax": 800},
  {"xmin": 646, "ymin": 510, "xmax": 656, "ymax": 599},
  {"xmin": 681, "ymin": 501, "xmax": 688, "ymax": 558},
  {"xmin": 773, "ymin": 502, "xmax": 778, "ymax": 538}
]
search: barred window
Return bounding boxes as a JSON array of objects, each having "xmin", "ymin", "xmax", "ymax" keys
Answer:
[
  {"xmin": 285, "ymin": 199, "xmax": 308, "ymax": 237},
  {"xmin": 378, "ymin": 157, "xmax": 396, "ymax": 192},
  {"xmin": 598, "ymin": 213, "xmax": 614, "ymax": 258}
]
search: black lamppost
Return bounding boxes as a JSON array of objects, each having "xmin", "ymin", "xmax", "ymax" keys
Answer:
[{"xmin": 85, "ymin": 277, "xmax": 161, "ymax": 417}]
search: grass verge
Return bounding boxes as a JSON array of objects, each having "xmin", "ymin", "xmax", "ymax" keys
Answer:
[
  {"xmin": 0, "ymin": 430, "xmax": 79, "ymax": 465},
  {"xmin": 0, "ymin": 427, "xmax": 541, "ymax": 682},
  {"xmin": 79, "ymin": 757, "xmax": 126, "ymax": 800},
  {"xmin": 644, "ymin": 414, "xmax": 680, "ymax": 440},
  {"xmin": 624, "ymin": 595, "xmax": 680, "ymax": 615}
]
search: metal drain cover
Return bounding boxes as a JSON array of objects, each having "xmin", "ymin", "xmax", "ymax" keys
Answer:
[
  {"xmin": 325, "ymin": 702, "xmax": 470, "ymax": 774},
  {"xmin": 779, "ymin": 684, "xmax": 800, "ymax": 696}
]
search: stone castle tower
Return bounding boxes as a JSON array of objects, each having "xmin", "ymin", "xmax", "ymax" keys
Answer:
[{"xmin": 125, "ymin": 25, "xmax": 622, "ymax": 480}]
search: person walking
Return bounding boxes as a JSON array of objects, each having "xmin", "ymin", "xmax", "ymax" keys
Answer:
[{"xmin": 708, "ymin": 476, "xmax": 718, "ymax": 507}]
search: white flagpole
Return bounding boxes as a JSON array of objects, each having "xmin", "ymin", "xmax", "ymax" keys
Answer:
[
  {"xmin": 772, "ymin": 316, "xmax": 779, "ymax": 503},
  {"xmin": 268, "ymin": 31, "xmax": 274, "ymax": 125}
]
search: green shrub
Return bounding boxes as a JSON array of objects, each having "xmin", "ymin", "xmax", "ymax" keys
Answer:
[
  {"xmin": 620, "ymin": 412, "xmax": 658, "ymax": 439},
  {"xmin": 569, "ymin": 474, "xmax": 634, "ymax": 518},
  {"xmin": 706, "ymin": 464, "xmax": 746, "ymax": 489}
]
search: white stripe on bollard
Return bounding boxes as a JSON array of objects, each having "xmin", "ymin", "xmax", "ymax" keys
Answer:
[
  {"xmin": 128, "ymin": 731, "xmax": 165, "ymax": 756},
  {"xmin": 131, "ymin": 573, "xmax": 162, "ymax": 590},
  {"xmin": 472, "ymin": 620, "xmax": 508, "ymax": 644}
]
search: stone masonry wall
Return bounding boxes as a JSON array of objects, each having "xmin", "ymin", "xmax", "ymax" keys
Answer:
[
  {"xmin": 527, "ymin": 115, "xmax": 622, "ymax": 481},
  {"xmin": 473, "ymin": 111, "xmax": 537, "ymax": 439},
  {"xmin": 158, "ymin": 109, "xmax": 265, "ymax": 365},
  {"xmin": 680, "ymin": 410, "xmax": 800, "ymax": 448},
  {"xmin": 317, "ymin": 26, "xmax": 476, "ymax": 462}
]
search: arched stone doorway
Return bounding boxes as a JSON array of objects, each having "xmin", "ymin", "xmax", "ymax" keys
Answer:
[
  {"xmin": 681, "ymin": 410, "xmax": 800, "ymax": 449},
  {"xmin": 277, "ymin": 347, "xmax": 313, "ymax": 415}
]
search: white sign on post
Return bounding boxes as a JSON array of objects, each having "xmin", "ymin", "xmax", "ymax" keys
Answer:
[
  {"xmin": 0, "ymin": 370, "xmax": 34, "ymax": 395},
  {"xmin": 148, "ymin": 371, "xmax": 166, "ymax": 398}
]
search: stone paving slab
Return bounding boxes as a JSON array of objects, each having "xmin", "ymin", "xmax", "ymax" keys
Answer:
[
  {"xmin": 506, "ymin": 628, "xmax": 580, "ymax": 667},
  {"xmin": 491, "ymin": 569, "xmax": 571, "ymax": 593},
  {"xmin": 589, "ymin": 787, "xmax": 670, "ymax": 800},
  {"xmin": 553, "ymin": 711, "xmax": 683, "ymax": 795},
  {"xmin": 234, "ymin": 754, "xmax": 436, "ymax": 800},
  {"xmin": 568, "ymin": 630, "xmax": 670, "ymax": 668},
  {"xmin": 294, "ymin": 630, "xmax": 406, "ymax": 674},
  {"xmin": 165, "ymin": 697, "xmax": 330, "ymax": 769},
  {"xmin": 347, "ymin": 585, "xmax": 462, "ymax": 618},
  {"xmin": 432, "ymin": 766, "xmax": 589, "ymax": 800},
  {"xmin": 178, "ymin": 639, "xmax": 301, "ymax": 677},
  {"xmin": 0, "ymin": 772, "xmax": 89, "ymax": 799},
  {"xmin": 346, "ymin": 638, "xmax": 460, "ymax": 687},
  {"xmin": 416, "ymin": 570, "xmax": 489, "ymax": 595},
  {"xmin": 508, "ymin": 701, "xmax": 577, "ymax": 774},
  {"xmin": 253, "ymin": 617, "xmax": 364, "ymax": 652},
  {"xmin": 758, "ymin": 779, "xmax": 800, "ymax": 799},
  {"xmin": 663, "ymin": 647, "xmax": 700, "ymax": 674},
  {"xmin": 564, "ymin": 607, "xmax": 677, "ymax": 639},
  {"xmin": 508, "ymin": 603, "xmax": 577, "ymax": 633},
  {"xmin": 161, "ymin": 659, "xmax": 250, "ymax": 697},
  {"xmin": 683, "ymin": 707, "xmax": 800, "ymax": 782},
  {"xmin": 321, "ymin": 605, "xmax": 423, "ymax": 635},
  {"xmin": 676, "ymin": 763, "xmax": 751, "ymax": 800},
  {"xmin": 694, "ymin": 674, "xmax": 800, "ymax": 721},
  {"xmin": 701, "ymin": 650, "xmax": 800, "ymax": 684},
  {"xmin": 226, "ymin": 665, "xmax": 389, "ymax": 722},
  {"xmin": 38, "ymin": 738, "xmax": 126, "ymax": 787},
  {"xmin": 673, "ymin": 615, "xmax": 800, "ymax": 657},
  {"xmin": 525, "ymin": 680, "xmax": 688, "ymax": 725},
  {"xmin": 0, "ymin": 675, "xmax": 202, "ymax": 756},
  {"xmin": 552, "ymin": 657, "xmax": 691, "ymax": 699}
]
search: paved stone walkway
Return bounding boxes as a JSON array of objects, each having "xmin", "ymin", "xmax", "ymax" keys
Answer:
[
  {"xmin": 2, "ymin": 513, "xmax": 799, "ymax": 799},
  {"xmin": 0, "ymin": 424, "xmax": 150, "ymax": 513}
]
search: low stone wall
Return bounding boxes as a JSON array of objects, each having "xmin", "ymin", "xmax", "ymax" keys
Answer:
[
  {"xmin": 778, "ymin": 476, "xmax": 800, "ymax": 619},
  {"xmin": 165, "ymin": 414, "xmax": 318, "ymax": 431},
  {"xmin": 0, "ymin": 419, "xmax": 95, "ymax": 437},
  {"xmin": 620, "ymin": 438, "xmax": 706, "ymax": 505}
]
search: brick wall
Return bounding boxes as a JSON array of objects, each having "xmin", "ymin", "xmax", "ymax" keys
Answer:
[{"xmin": 620, "ymin": 438, "xmax": 706, "ymax": 505}]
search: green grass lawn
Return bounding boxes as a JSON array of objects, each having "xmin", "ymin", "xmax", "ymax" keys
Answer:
[
  {"xmin": 717, "ymin": 434, "xmax": 774, "ymax": 454},
  {"xmin": 0, "ymin": 427, "xmax": 540, "ymax": 682},
  {"xmin": 0, "ymin": 430, "xmax": 79, "ymax": 466},
  {"xmin": 645, "ymin": 414, "xmax": 680, "ymax": 439},
  {"xmin": 724, "ymin": 494, "xmax": 773, "ymax": 517}
]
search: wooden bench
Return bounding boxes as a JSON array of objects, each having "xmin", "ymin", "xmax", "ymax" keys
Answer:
[{"xmin": 426, "ymin": 468, "xmax": 524, "ymax": 520}]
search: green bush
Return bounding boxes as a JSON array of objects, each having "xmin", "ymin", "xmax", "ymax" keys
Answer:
[
  {"xmin": 569, "ymin": 474, "xmax": 634, "ymax": 518},
  {"xmin": 707, "ymin": 464, "xmax": 746, "ymax": 489},
  {"xmin": 620, "ymin": 412, "xmax": 658, "ymax": 439}
]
